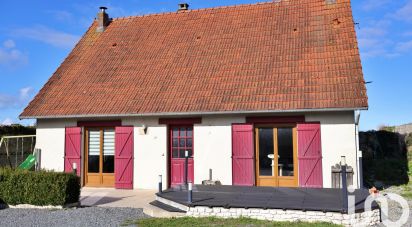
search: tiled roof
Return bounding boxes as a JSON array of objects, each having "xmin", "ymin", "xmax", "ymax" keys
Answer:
[{"xmin": 20, "ymin": 0, "xmax": 368, "ymax": 118}]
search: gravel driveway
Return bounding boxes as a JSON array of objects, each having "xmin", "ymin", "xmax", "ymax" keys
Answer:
[{"xmin": 0, "ymin": 207, "xmax": 149, "ymax": 227}]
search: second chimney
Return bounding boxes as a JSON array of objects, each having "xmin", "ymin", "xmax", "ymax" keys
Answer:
[
  {"xmin": 96, "ymin": 7, "xmax": 110, "ymax": 32},
  {"xmin": 178, "ymin": 3, "xmax": 189, "ymax": 11}
]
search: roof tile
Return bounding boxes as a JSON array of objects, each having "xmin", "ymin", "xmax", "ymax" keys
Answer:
[{"xmin": 21, "ymin": 0, "xmax": 367, "ymax": 118}]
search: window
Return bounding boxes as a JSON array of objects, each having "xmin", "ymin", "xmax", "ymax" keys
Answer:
[
  {"xmin": 171, "ymin": 126, "xmax": 193, "ymax": 158},
  {"xmin": 87, "ymin": 128, "xmax": 115, "ymax": 174}
]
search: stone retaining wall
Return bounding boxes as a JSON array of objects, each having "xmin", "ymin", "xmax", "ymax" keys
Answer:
[{"xmin": 186, "ymin": 206, "xmax": 380, "ymax": 226}]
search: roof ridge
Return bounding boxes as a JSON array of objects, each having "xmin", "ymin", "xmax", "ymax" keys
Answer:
[{"xmin": 112, "ymin": 1, "xmax": 275, "ymax": 21}]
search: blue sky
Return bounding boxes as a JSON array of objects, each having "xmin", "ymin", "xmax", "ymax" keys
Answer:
[{"xmin": 0, "ymin": 0, "xmax": 411, "ymax": 130}]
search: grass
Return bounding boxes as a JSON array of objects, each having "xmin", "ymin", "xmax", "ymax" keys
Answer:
[
  {"xmin": 387, "ymin": 157, "xmax": 412, "ymax": 199},
  {"xmin": 123, "ymin": 217, "xmax": 341, "ymax": 227},
  {"xmin": 400, "ymin": 159, "xmax": 412, "ymax": 199}
]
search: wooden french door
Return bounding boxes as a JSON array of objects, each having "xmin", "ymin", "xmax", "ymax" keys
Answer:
[
  {"xmin": 255, "ymin": 126, "xmax": 298, "ymax": 187},
  {"xmin": 85, "ymin": 128, "xmax": 115, "ymax": 187},
  {"xmin": 169, "ymin": 126, "xmax": 194, "ymax": 187}
]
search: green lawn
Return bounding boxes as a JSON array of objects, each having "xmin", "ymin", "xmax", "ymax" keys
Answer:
[{"xmin": 124, "ymin": 217, "xmax": 341, "ymax": 227}]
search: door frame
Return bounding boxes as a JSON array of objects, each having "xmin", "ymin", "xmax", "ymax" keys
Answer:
[
  {"xmin": 167, "ymin": 124, "xmax": 194, "ymax": 188},
  {"xmin": 84, "ymin": 127, "xmax": 115, "ymax": 187},
  {"xmin": 254, "ymin": 124, "xmax": 298, "ymax": 187}
]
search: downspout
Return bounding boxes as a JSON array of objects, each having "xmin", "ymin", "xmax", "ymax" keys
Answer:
[{"xmin": 354, "ymin": 110, "xmax": 361, "ymax": 188}]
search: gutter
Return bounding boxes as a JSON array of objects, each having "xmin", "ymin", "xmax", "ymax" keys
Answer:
[{"xmin": 20, "ymin": 107, "xmax": 368, "ymax": 120}]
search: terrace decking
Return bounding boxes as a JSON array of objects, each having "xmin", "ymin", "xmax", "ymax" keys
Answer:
[{"xmin": 156, "ymin": 185, "xmax": 379, "ymax": 213}]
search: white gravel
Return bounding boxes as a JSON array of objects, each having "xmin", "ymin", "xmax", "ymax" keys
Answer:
[{"xmin": 0, "ymin": 207, "xmax": 149, "ymax": 227}]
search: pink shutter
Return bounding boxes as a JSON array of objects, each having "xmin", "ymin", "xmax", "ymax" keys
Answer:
[
  {"xmin": 232, "ymin": 124, "xmax": 254, "ymax": 186},
  {"xmin": 64, "ymin": 127, "xmax": 82, "ymax": 176},
  {"xmin": 115, "ymin": 126, "xmax": 134, "ymax": 189},
  {"xmin": 297, "ymin": 123, "xmax": 323, "ymax": 188}
]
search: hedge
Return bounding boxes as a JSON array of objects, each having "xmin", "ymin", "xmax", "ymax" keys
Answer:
[{"xmin": 0, "ymin": 168, "xmax": 80, "ymax": 206}]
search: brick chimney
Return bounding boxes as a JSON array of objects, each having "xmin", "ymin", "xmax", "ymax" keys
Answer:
[{"xmin": 96, "ymin": 7, "xmax": 110, "ymax": 32}]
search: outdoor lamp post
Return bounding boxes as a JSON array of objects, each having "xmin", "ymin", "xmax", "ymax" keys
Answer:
[
  {"xmin": 359, "ymin": 150, "xmax": 364, "ymax": 188},
  {"xmin": 188, "ymin": 182, "xmax": 193, "ymax": 203},
  {"xmin": 158, "ymin": 175, "xmax": 162, "ymax": 193},
  {"xmin": 341, "ymin": 156, "xmax": 348, "ymax": 213},
  {"xmin": 185, "ymin": 150, "xmax": 189, "ymax": 188},
  {"xmin": 72, "ymin": 162, "xmax": 77, "ymax": 175}
]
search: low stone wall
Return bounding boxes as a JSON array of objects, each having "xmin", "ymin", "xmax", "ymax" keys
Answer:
[{"xmin": 186, "ymin": 206, "xmax": 380, "ymax": 226}]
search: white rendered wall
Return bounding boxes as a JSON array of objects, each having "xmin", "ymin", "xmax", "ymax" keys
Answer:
[
  {"xmin": 35, "ymin": 119, "xmax": 76, "ymax": 171},
  {"xmin": 193, "ymin": 116, "xmax": 245, "ymax": 185},
  {"xmin": 306, "ymin": 111, "xmax": 358, "ymax": 188},
  {"xmin": 124, "ymin": 115, "xmax": 245, "ymax": 189},
  {"xmin": 123, "ymin": 117, "xmax": 168, "ymax": 190},
  {"xmin": 35, "ymin": 111, "xmax": 358, "ymax": 190}
]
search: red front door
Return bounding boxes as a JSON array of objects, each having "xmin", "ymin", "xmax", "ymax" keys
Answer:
[{"xmin": 170, "ymin": 126, "xmax": 194, "ymax": 187}]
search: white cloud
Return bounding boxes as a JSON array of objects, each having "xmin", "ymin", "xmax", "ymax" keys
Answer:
[
  {"xmin": 11, "ymin": 25, "xmax": 80, "ymax": 49},
  {"xmin": 361, "ymin": 0, "xmax": 391, "ymax": 11},
  {"xmin": 0, "ymin": 87, "xmax": 34, "ymax": 110},
  {"xmin": 3, "ymin": 39, "xmax": 15, "ymax": 49},
  {"xmin": 394, "ymin": 0, "xmax": 412, "ymax": 23},
  {"xmin": 46, "ymin": 10, "xmax": 74, "ymax": 22},
  {"xmin": 1, "ymin": 118, "xmax": 14, "ymax": 126},
  {"xmin": 19, "ymin": 87, "xmax": 34, "ymax": 100},
  {"xmin": 0, "ymin": 40, "xmax": 28, "ymax": 69},
  {"xmin": 356, "ymin": 19, "xmax": 397, "ymax": 58},
  {"xmin": 356, "ymin": 1, "xmax": 412, "ymax": 58},
  {"xmin": 395, "ymin": 40, "xmax": 412, "ymax": 52}
]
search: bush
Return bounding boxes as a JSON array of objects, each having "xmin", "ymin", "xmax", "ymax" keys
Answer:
[
  {"xmin": 0, "ymin": 125, "xmax": 36, "ymax": 137},
  {"xmin": 363, "ymin": 158, "xmax": 409, "ymax": 188},
  {"xmin": 0, "ymin": 168, "xmax": 80, "ymax": 206},
  {"xmin": 406, "ymin": 133, "xmax": 412, "ymax": 148}
]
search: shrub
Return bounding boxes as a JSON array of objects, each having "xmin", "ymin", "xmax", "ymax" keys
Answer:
[
  {"xmin": 0, "ymin": 168, "xmax": 80, "ymax": 206},
  {"xmin": 363, "ymin": 158, "xmax": 409, "ymax": 188},
  {"xmin": 406, "ymin": 133, "xmax": 412, "ymax": 148}
]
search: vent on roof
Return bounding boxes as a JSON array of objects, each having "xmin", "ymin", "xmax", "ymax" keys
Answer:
[
  {"xmin": 96, "ymin": 6, "xmax": 110, "ymax": 33},
  {"xmin": 178, "ymin": 3, "xmax": 189, "ymax": 11}
]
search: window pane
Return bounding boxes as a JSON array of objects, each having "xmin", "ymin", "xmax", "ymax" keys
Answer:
[
  {"xmin": 172, "ymin": 149, "xmax": 179, "ymax": 158},
  {"xmin": 258, "ymin": 128, "xmax": 274, "ymax": 176},
  {"xmin": 89, "ymin": 130, "xmax": 100, "ymax": 156},
  {"xmin": 180, "ymin": 127, "xmax": 186, "ymax": 137},
  {"xmin": 88, "ymin": 130, "xmax": 100, "ymax": 173},
  {"xmin": 172, "ymin": 138, "xmax": 178, "ymax": 147},
  {"xmin": 172, "ymin": 128, "xmax": 179, "ymax": 137},
  {"xmin": 179, "ymin": 149, "xmax": 187, "ymax": 158},
  {"xmin": 179, "ymin": 139, "xmax": 185, "ymax": 147},
  {"xmin": 186, "ymin": 138, "xmax": 192, "ymax": 147},
  {"xmin": 88, "ymin": 155, "xmax": 99, "ymax": 173},
  {"xmin": 103, "ymin": 155, "xmax": 114, "ymax": 173},
  {"xmin": 103, "ymin": 129, "xmax": 115, "ymax": 155},
  {"xmin": 187, "ymin": 128, "xmax": 193, "ymax": 137},
  {"xmin": 277, "ymin": 128, "xmax": 294, "ymax": 176}
]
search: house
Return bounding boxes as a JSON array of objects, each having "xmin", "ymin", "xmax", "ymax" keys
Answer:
[{"xmin": 20, "ymin": 0, "xmax": 368, "ymax": 190}]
